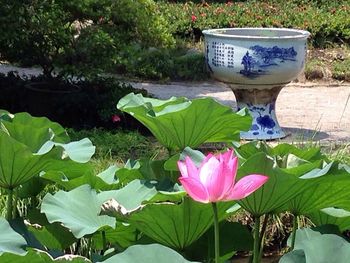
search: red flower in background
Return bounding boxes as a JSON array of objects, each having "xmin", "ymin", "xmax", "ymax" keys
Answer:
[
  {"xmin": 111, "ymin": 114, "xmax": 121, "ymax": 123},
  {"xmin": 191, "ymin": 15, "xmax": 197, "ymax": 22}
]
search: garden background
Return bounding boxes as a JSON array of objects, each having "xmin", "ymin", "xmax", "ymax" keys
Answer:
[{"xmin": 0, "ymin": 0, "xmax": 349, "ymax": 262}]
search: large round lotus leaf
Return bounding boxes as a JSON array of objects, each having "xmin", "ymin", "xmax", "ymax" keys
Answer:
[
  {"xmin": 36, "ymin": 138, "xmax": 95, "ymax": 163},
  {"xmin": 125, "ymin": 196, "xmax": 235, "ymax": 250},
  {"xmin": 308, "ymin": 208, "xmax": 350, "ymax": 232},
  {"xmin": 0, "ymin": 218, "xmax": 27, "ymax": 256},
  {"xmin": 0, "ymin": 131, "xmax": 61, "ymax": 189},
  {"xmin": 0, "ymin": 112, "xmax": 69, "ymax": 152},
  {"xmin": 0, "ymin": 112, "xmax": 95, "ymax": 189},
  {"xmin": 234, "ymin": 141, "xmax": 324, "ymax": 176},
  {"xmin": 117, "ymin": 93, "xmax": 252, "ymax": 151},
  {"xmin": 40, "ymin": 160, "xmax": 95, "ymax": 191},
  {"xmin": 236, "ymin": 153, "xmax": 308, "ymax": 216},
  {"xmin": 41, "ymin": 185, "xmax": 116, "ymax": 238},
  {"xmin": 41, "ymin": 180, "xmax": 157, "ymax": 238},
  {"xmin": 276, "ymin": 163, "xmax": 350, "ymax": 215},
  {"xmin": 100, "ymin": 244, "xmax": 200, "ymax": 263}
]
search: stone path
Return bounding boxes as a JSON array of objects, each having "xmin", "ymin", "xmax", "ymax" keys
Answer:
[
  {"xmin": 132, "ymin": 81, "xmax": 350, "ymax": 144},
  {"xmin": 1, "ymin": 64, "xmax": 350, "ymax": 144}
]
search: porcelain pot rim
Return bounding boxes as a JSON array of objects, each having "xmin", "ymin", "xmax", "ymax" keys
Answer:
[{"xmin": 202, "ymin": 27, "xmax": 310, "ymax": 40}]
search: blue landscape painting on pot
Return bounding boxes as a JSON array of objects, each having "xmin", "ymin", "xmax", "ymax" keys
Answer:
[{"xmin": 239, "ymin": 45, "xmax": 298, "ymax": 78}]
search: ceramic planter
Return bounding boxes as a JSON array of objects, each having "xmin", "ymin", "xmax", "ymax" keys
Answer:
[{"xmin": 203, "ymin": 28, "xmax": 310, "ymax": 140}]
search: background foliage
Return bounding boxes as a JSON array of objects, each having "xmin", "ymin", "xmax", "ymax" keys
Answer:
[{"xmin": 0, "ymin": 0, "xmax": 349, "ymax": 80}]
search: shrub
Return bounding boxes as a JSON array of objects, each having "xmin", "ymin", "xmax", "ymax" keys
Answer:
[
  {"xmin": 0, "ymin": 1, "xmax": 74, "ymax": 78},
  {"xmin": 123, "ymin": 47, "xmax": 174, "ymax": 80},
  {"xmin": 0, "ymin": 0, "xmax": 175, "ymax": 78},
  {"xmin": 173, "ymin": 51, "xmax": 208, "ymax": 80},
  {"xmin": 0, "ymin": 73, "xmax": 148, "ymax": 129},
  {"xmin": 121, "ymin": 46, "xmax": 208, "ymax": 80}
]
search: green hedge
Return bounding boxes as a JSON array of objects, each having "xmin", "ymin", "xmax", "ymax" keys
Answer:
[{"xmin": 159, "ymin": 0, "xmax": 350, "ymax": 47}]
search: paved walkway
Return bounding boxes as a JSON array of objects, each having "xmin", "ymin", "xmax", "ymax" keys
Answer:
[{"xmin": 1, "ymin": 64, "xmax": 350, "ymax": 143}]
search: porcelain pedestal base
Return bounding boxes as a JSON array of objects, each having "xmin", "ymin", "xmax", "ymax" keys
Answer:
[{"xmin": 231, "ymin": 85, "xmax": 286, "ymax": 140}]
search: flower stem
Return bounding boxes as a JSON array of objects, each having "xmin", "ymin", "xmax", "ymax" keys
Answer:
[
  {"xmin": 12, "ymin": 188, "xmax": 18, "ymax": 219},
  {"xmin": 86, "ymin": 237, "xmax": 92, "ymax": 259},
  {"xmin": 101, "ymin": 230, "xmax": 107, "ymax": 255},
  {"xmin": 290, "ymin": 215, "xmax": 298, "ymax": 251},
  {"xmin": 253, "ymin": 216, "xmax": 261, "ymax": 263},
  {"xmin": 259, "ymin": 214, "xmax": 269, "ymax": 260},
  {"xmin": 212, "ymin": 202, "xmax": 220, "ymax": 263},
  {"xmin": 6, "ymin": 188, "xmax": 13, "ymax": 221}
]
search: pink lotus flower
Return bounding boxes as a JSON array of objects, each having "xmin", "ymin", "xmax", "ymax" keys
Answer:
[{"xmin": 178, "ymin": 149, "xmax": 268, "ymax": 203}]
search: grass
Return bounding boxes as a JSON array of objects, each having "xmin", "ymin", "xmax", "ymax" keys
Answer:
[
  {"xmin": 67, "ymin": 128, "xmax": 167, "ymax": 171},
  {"xmin": 323, "ymin": 142, "xmax": 350, "ymax": 165},
  {"xmin": 68, "ymin": 127, "xmax": 350, "ymax": 166}
]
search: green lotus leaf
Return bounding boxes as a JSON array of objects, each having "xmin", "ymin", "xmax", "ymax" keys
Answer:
[
  {"xmin": 277, "ymin": 163, "xmax": 350, "ymax": 215},
  {"xmin": 271, "ymin": 143, "xmax": 323, "ymax": 161},
  {"xmin": 98, "ymin": 180, "xmax": 158, "ymax": 213},
  {"xmin": 41, "ymin": 185, "xmax": 116, "ymax": 238},
  {"xmin": 28, "ymin": 223, "xmax": 77, "ymax": 251},
  {"xmin": 73, "ymin": 161, "xmax": 143, "ymax": 191},
  {"xmin": 0, "ymin": 111, "xmax": 95, "ymax": 190},
  {"xmin": 99, "ymin": 244, "xmax": 200, "ymax": 263},
  {"xmin": 279, "ymin": 250, "xmax": 306, "ymax": 263},
  {"xmin": 41, "ymin": 160, "xmax": 152, "ymax": 192},
  {"xmin": 308, "ymin": 208, "xmax": 350, "ymax": 232},
  {"xmin": 275, "ymin": 159, "xmax": 350, "ymax": 215},
  {"xmin": 148, "ymin": 187, "xmax": 187, "ymax": 203},
  {"xmin": 0, "ymin": 131, "xmax": 62, "ymax": 189},
  {"xmin": 26, "ymin": 209, "xmax": 76, "ymax": 251},
  {"xmin": 117, "ymin": 93, "xmax": 251, "ymax": 151},
  {"xmin": 0, "ymin": 218, "xmax": 27, "ymax": 256},
  {"xmin": 94, "ymin": 165, "xmax": 119, "ymax": 190},
  {"xmin": 185, "ymin": 221, "xmax": 253, "ymax": 262},
  {"xmin": 237, "ymin": 152, "xmax": 308, "ymax": 216},
  {"xmin": 37, "ymin": 138, "xmax": 95, "ymax": 163},
  {"xmin": 233, "ymin": 141, "xmax": 273, "ymax": 160},
  {"xmin": 41, "ymin": 180, "xmax": 157, "ymax": 238},
  {"xmin": 40, "ymin": 160, "xmax": 94, "ymax": 190},
  {"xmin": 8, "ymin": 217, "xmax": 45, "ymax": 251},
  {"xmin": 17, "ymin": 176, "xmax": 48, "ymax": 198},
  {"xmin": 164, "ymin": 147, "xmax": 207, "ymax": 172},
  {"xmin": 0, "ymin": 112, "xmax": 69, "ymax": 152},
  {"xmin": 123, "ymin": 196, "xmax": 236, "ymax": 250},
  {"xmin": 280, "ymin": 228, "xmax": 350, "ymax": 263},
  {"xmin": 0, "ymin": 249, "xmax": 91, "ymax": 263},
  {"xmin": 234, "ymin": 141, "xmax": 325, "ymax": 177},
  {"xmin": 92, "ymin": 222, "xmax": 138, "ymax": 250}
]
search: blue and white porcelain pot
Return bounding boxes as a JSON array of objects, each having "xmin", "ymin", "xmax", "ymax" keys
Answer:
[{"xmin": 203, "ymin": 28, "xmax": 310, "ymax": 140}]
